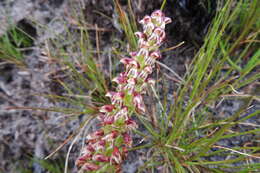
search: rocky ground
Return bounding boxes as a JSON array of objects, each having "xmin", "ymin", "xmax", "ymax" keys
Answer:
[
  {"xmin": 0, "ymin": 0, "xmax": 80, "ymax": 172},
  {"xmin": 0, "ymin": 0, "xmax": 259, "ymax": 173}
]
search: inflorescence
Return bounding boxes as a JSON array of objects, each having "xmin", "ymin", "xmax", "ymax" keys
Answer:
[{"xmin": 76, "ymin": 10, "xmax": 171, "ymax": 173}]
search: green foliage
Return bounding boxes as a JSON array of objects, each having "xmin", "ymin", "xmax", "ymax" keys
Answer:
[
  {"xmin": 0, "ymin": 26, "xmax": 34, "ymax": 66},
  {"xmin": 35, "ymin": 158, "xmax": 65, "ymax": 173},
  {"xmin": 18, "ymin": 157, "xmax": 65, "ymax": 173},
  {"xmin": 136, "ymin": 0, "xmax": 260, "ymax": 172},
  {"xmin": 113, "ymin": 0, "xmax": 138, "ymax": 50},
  {"xmin": 33, "ymin": 4, "xmax": 110, "ymax": 118}
]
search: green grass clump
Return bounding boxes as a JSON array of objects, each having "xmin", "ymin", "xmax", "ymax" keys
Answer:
[
  {"xmin": 18, "ymin": 156, "xmax": 65, "ymax": 173},
  {"xmin": 0, "ymin": 26, "xmax": 34, "ymax": 67},
  {"xmin": 134, "ymin": 0, "xmax": 260, "ymax": 172}
]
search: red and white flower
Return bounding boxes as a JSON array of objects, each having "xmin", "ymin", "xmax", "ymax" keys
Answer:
[
  {"xmin": 114, "ymin": 106, "xmax": 128, "ymax": 120},
  {"xmin": 111, "ymin": 147, "xmax": 122, "ymax": 164},
  {"xmin": 139, "ymin": 15, "xmax": 152, "ymax": 25},
  {"xmin": 150, "ymin": 51, "xmax": 161, "ymax": 59},
  {"xmin": 112, "ymin": 72, "xmax": 128, "ymax": 84},
  {"xmin": 124, "ymin": 78, "xmax": 137, "ymax": 92},
  {"xmin": 127, "ymin": 67, "xmax": 139, "ymax": 78},
  {"xmin": 133, "ymin": 92, "xmax": 146, "ymax": 114},
  {"xmin": 123, "ymin": 132, "xmax": 133, "ymax": 147},
  {"xmin": 102, "ymin": 130, "xmax": 119, "ymax": 142},
  {"xmin": 100, "ymin": 104, "xmax": 114, "ymax": 113},
  {"xmin": 125, "ymin": 118, "xmax": 138, "ymax": 130}
]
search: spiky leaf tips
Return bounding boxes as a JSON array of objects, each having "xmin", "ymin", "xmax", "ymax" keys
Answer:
[{"xmin": 76, "ymin": 10, "xmax": 171, "ymax": 173}]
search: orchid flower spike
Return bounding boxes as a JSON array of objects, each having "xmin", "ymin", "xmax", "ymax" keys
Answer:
[{"xmin": 76, "ymin": 10, "xmax": 171, "ymax": 172}]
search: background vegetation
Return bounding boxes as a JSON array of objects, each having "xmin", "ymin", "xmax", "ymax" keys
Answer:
[{"xmin": 0, "ymin": 0, "xmax": 259, "ymax": 172}]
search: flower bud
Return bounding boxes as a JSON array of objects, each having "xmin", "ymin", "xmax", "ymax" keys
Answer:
[
  {"xmin": 129, "ymin": 51, "xmax": 138, "ymax": 57},
  {"xmin": 112, "ymin": 92, "xmax": 125, "ymax": 106},
  {"xmin": 123, "ymin": 132, "xmax": 133, "ymax": 147},
  {"xmin": 100, "ymin": 105, "xmax": 114, "ymax": 113},
  {"xmin": 114, "ymin": 92, "xmax": 125, "ymax": 100}
]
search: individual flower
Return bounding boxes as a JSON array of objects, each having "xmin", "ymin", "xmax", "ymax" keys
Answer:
[
  {"xmin": 112, "ymin": 72, "xmax": 128, "ymax": 85},
  {"xmin": 100, "ymin": 105, "xmax": 114, "ymax": 113},
  {"xmin": 123, "ymin": 132, "xmax": 133, "ymax": 147},
  {"xmin": 92, "ymin": 154, "xmax": 110, "ymax": 162},
  {"xmin": 111, "ymin": 147, "xmax": 122, "ymax": 164},
  {"xmin": 125, "ymin": 118, "xmax": 138, "ymax": 130},
  {"xmin": 133, "ymin": 92, "xmax": 146, "ymax": 114}
]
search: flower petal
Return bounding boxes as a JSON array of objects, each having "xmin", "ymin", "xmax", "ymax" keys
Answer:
[
  {"xmin": 114, "ymin": 106, "xmax": 128, "ymax": 120},
  {"xmin": 92, "ymin": 154, "xmax": 110, "ymax": 162},
  {"xmin": 111, "ymin": 147, "xmax": 122, "ymax": 164},
  {"xmin": 76, "ymin": 153, "xmax": 92, "ymax": 166},
  {"xmin": 139, "ymin": 15, "xmax": 152, "ymax": 25},
  {"xmin": 100, "ymin": 105, "xmax": 114, "ymax": 113},
  {"xmin": 164, "ymin": 17, "xmax": 172, "ymax": 24},
  {"xmin": 150, "ymin": 51, "xmax": 161, "ymax": 59},
  {"xmin": 125, "ymin": 119, "xmax": 138, "ymax": 130},
  {"xmin": 151, "ymin": 10, "xmax": 164, "ymax": 18},
  {"xmin": 103, "ymin": 115, "xmax": 115, "ymax": 125}
]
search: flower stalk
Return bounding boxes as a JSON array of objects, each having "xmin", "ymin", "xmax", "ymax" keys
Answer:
[{"xmin": 76, "ymin": 10, "xmax": 171, "ymax": 172}]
